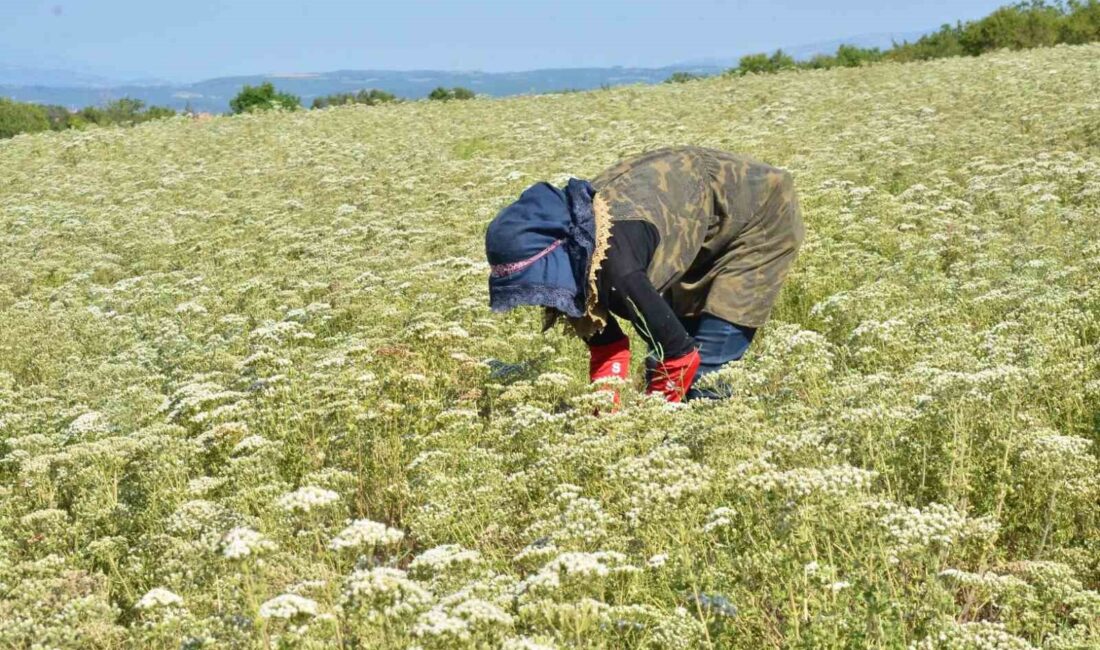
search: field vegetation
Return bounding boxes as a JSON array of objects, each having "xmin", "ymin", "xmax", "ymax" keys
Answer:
[{"xmin": 1, "ymin": 42, "xmax": 1099, "ymax": 648}]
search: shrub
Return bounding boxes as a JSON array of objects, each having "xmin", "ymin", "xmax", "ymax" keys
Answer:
[
  {"xmin": 451, "ymin": 87, "xmax": 475, "ymax": 100},
  {"xmin": 40, "ymin": 104, "xmax": 73, "ymax": 131},
  {"xmin": 1060, "ymin": 0, "xmax": 1100, "ymax": 42},
  {"xmin": 0, "ymin": 98, "xmax": 50, "ymax": 138},
  {"xmin": 958, "ymin": 2, "xmax": 1063, "ymax": 54},
  {"xmin": 805, "ymin": 54, "xmax": 838, "ymax": 70},
  {"xmin": 311, "ymin": 89, "xmax": 398, "ymax": 109},
  {"xmin": 730, "ymin": 49, "xmax": 797, "ymax": 76},
  {"xmin": 888, "ymin": 24, "xmax": 967, "ymax": 61},
  {"xmin": 889, "ymin": 1, "xmax": 1100, "ymax": 62},
  {"xmin": 664, "ymin": 72, "xmax": 702, "ymax": 83},
  {"xmin": 427, "ymin": 87, "xmax": 476, "ymax": 101},
  {"xmin": 74, "ymin": 98, "xmax": 176, "ymax": 128},
  {"xmin": 229, "ymin": 82, "xmax": 301, "ymax": 114},
  {"xmin": 835, "ymin": 44, "xmax": 883, "ymax": 67}
]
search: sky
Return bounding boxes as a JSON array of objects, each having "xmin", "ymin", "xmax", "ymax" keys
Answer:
[{"xmin": 1, "ymin": 0, "xmax": 1010, "ymax": 83}]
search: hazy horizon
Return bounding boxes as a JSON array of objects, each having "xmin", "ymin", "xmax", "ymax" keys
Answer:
[{"xmin": 2, "ymin": 0, "xmax": 1007, "ymax": 84}]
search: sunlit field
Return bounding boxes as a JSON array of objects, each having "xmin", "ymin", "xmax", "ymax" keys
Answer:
[{"xmin": 2, "ymin": 43, "xmax": 1099, "ymax": 649}]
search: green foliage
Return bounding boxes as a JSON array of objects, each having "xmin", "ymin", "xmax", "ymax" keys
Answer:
[
  {"xmin": 959, "ymin": 1, "xmax": 1064, "ymax": 54},
  {"xmin": 801, "ymin": 46, "xmax": 883, "ymax": 71},
  {"xmin": 451, "ymin": 87, "xmax": 476, "ymax": 100},
  {"xmin": 835, "ymin": 44, "xmax": 883, "ymax": 67},
  {"xmin": 40, "ymin": 104, "xmax": 74, "ymax": 130},
  {"xmin": 733, "ymin": 1, "xmax": 1100, "ymax": 74},
  {"xmin": 664, "ymin": 72, "xmax": 702, "ymax": 84},
  {"xmin": 729, "ymin": 49, "xmax": 797, "ymax": 75},
  {"xmin": 888, "ymin": 24, "xmax": 967, "ymax": 61},
  {"xmin": 1060, "ymin": 0, "xmax": 1100, "ymax": 42},
  {"xmin": 0, "ymin": 96, "xmax": 176, "ymax": 139},
  {"xmin": 0, "ymin": 98, "xmax": 50, "ymax": 139},
  {"xmin": 229, "ymin": 82, "xmax": 301, "ymax": 114},
  {"xmin": 75, "ymin": 97, "xmax": 176, "ymax": 128},
  {"xmin": 428, "ymin": 86, "xmax": 476, "ymax": 101},
  {"xmin": 891, "ymin": 0, "xmax": 1100, "ymax": 61},
  {"xmin": 311, "ymin": 89, "xmax": 398, "ymax": 109}
]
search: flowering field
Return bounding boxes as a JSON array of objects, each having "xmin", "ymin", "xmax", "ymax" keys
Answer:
[{"xmin": 2, "ymin": 43, "xmax": 1100, "ymax": 649}]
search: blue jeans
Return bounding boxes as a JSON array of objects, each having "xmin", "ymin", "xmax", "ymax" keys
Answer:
[{"xmin": 647, "ymin": 314, "xmax": 756, "ymax": 401}]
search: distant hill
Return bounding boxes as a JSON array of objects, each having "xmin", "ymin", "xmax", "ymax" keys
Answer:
[
  {"xmin": 0, "ymin": 30, "xmax": 932, "ymax": 113},
  {"xmin": 0, "ymin": 65, "xmax": 726, "ymax": 113},
  {"xmin": 0, "ymin": 63, "xmax": 170, "ymax": 88}
]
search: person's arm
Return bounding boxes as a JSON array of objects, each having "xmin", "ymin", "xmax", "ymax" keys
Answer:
[
  {"xmin": 601, "ymin": 221, "xmax": 700, "ymax": 402},
  {"xmin": 600, "ymin": 221, "xmax": 694, "ymax": 359}
]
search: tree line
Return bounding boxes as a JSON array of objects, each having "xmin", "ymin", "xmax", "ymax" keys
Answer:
[
  {"xmin": 664, "ymin": 0, "xmax": 1100, "ymax": 81},
  {"xmin": 0, "ymin": 82, "xmax": 477, "ymax": 139},
  {"xmin": 230, "ymin": 82, "xmax": 476, "ymax": 112},
  {"xmin": 0, "ymin": 97, "xmax": 178, "ymax": 139}
]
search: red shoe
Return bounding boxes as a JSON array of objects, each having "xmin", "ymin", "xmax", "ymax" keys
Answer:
[{"xmin": 646, "ymin": 349, "xmax": 701, "ymax": 403}]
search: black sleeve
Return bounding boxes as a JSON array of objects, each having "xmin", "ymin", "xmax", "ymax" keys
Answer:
[{"xmin": 594, "ymin": 221, "xmax": 695, "ymax": 359}]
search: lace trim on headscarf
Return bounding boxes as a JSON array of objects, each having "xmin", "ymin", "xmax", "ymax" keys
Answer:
[{"xmin": 541, "ymin": 181, "xmax": 613, "ymax": 339}]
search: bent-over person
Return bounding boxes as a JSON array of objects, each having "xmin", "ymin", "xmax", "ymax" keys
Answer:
[{"xmin": 485, "ymin": 146, "xmax": 804, "ymax": 403}]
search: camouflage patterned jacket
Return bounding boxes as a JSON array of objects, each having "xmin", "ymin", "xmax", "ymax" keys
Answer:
[{"xmin": 590, "ymin": 146, "xmax": 804, "ymax": 329}]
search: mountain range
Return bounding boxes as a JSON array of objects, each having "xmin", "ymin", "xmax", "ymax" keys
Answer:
[{"xmin": 0, "ymin": 30, "xmax": 928, "ymax": 113}]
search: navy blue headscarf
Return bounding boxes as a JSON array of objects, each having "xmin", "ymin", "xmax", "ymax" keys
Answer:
[{"xmin": 486, "ymin": 178, "xmax": 597, "ymax": 319}]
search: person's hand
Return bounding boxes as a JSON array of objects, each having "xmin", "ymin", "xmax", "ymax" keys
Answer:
[
  {"xmin": 646, "ymin": 348, "xmax": 701, "ymax": 403},
  {"xmin": 588, "ymin": 336, "xmax": 630, "ymax": 407}
]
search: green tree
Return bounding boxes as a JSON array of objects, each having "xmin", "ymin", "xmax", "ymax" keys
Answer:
[
  {"xmin": 805, "ymin": 54, "xmax": 838, "ymax": 69},
  {"xmin": 427, "ymin": 86, "xmax": 452, "ymax": 101},
  {"xmin": 768, "ymin": 49, "xmax": 797, "ymax": 71},
  {"xmin": 142, "ymin": 106, "xmax": 177, "ymax": 122},
  {"xmin": 733, "ymin": 53, "xmax": 772, "ymax": 75},
  {"xmin": 730, "ymin": 49, "xmax": 796, "ymax": 75},
  {"xmin": 959, "ymin": 1, "xmax": 1062, "ymax": 54},
  {"xmin": 39, "ymin": 104, "xmax": 73, "ymax": 130},
  {"xmin": 664, "ymin": 72, "xmax": 702, "ymax": 83},
  {"xmin": 311, "ymin": 89, "xmax": 398, "ymax": 109},
  {"xmin": 0, "ymin": 98, "xmax": 50, "ymax": 138},
  {"xmin": 103, "ymin": 98, "xmax": 147, "ymax": 125},
  {"xmin": 835, "ymin": 44, "xmax": 883, "ymax": 67},
  {"xmin": 229, "ymin": 82, "xmax": 301, "ymax": 114},
  {"xmin": 1060, "ymin": 0, "xmax": 1100, "ymax": 43},
  {"xmin": 428, "ymin": 87, "xmax": 475, "ymax": 101}
]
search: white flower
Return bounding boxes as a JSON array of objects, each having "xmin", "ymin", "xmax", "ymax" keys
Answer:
[
  {"xmin": 277, "ymin": 486, "xmax": 341, "ymax": 513},
  {"xmin": 328, "ymin": 519, "xmax": 405, "ymax": 550},
  {"xmin": 517, "ymin": 551, "xmax": 639, "ymax": 596},
  {"xmin": 409, "ymin": 544, "xmax": 481, "ymax": 578},
  {"xmin": 647, "ymin": 553, "xmax": 669, "ymax": 568},
  {"xmin": 451, "ymin": 597, "xmax": 514, "ymax": 627},
  {"xmin": 175, "ymin": 300, "xmax": 208, "ymax": 315},
  {"xmin": 341, "ymin": 567, "xmax": 433, "ymax": 622},
  {"xmin": 232, "ymin": 434, "xmax": 271, "ymax": 455},
  {"xmin": 259, "ymin": 594, "xmax": 318, "ymax": 620},
  {"xmin": 222, "ymin": 526, "xmax": 277, "ymax": 559},
  {"xmin": 502, "ymin": 638, "xmax": 558, "ymax": 650},
  {"xmin": 187, "ymin": 476, "xmax": 227, "ymax": 496},
  {"xmin": 66, "ymin": 411, "xmax": 108, "ymax": 437},
  {"xmin": 135, "ymin": 587, "xmax": 184, "ymax": 610},
  {"xmin": 415, "ymin": 607, "xmax": 470, "ymax": 641}
]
